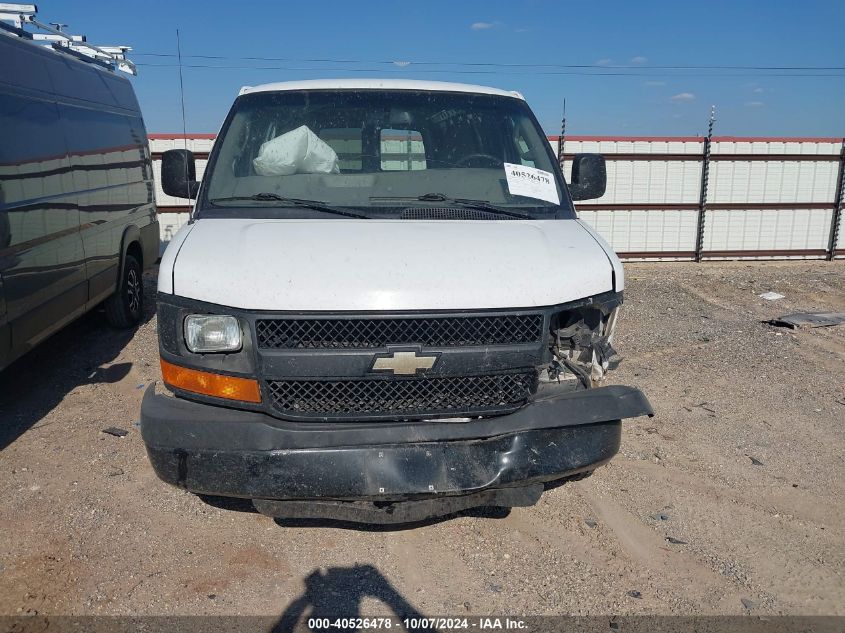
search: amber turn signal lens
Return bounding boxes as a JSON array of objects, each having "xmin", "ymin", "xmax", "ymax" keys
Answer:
[{"xmin": 160, "ymin": 359, "xmax": 261, "ymax": 403}]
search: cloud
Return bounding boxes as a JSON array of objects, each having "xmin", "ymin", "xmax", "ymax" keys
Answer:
[
  {"xmin": 643, "ymin": 80, "xmax": 666, "ymax": 87},
  {"xmin": 595, "ymin": 58, "xmax": 613, "ymax": 66},
  {"xmin": 753, "ymin": 87, "xmax": 764, "ymax": 93},
  {"xmin": 515, "ymin": 27, "xmax": 529, "ymax": 33},
  {"xmin": 630, "ymin": 56, "xmax": 648, "ymax": 64},
  {"xmin": 470, "ymin": 21, "xmax": 495, "ymax": 30},
  {"xmin": 670, "ymin": 92, "xmax": 696, "ymax": 102},
  {"xmin": 745, "ymin": 101, "xmax": 765, "ymax": 107},
  {"xmin": 393, "ymin": 61, "xmax": 411, "ymax": 68}
]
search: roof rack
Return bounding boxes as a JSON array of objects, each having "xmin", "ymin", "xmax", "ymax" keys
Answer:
[{"xmin": 0, "ymin": 3, "xmax": 137, "ymax": 75}]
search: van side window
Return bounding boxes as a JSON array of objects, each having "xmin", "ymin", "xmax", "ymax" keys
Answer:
[
  {"xmin": 0, "ymin": 93, "xmax": 68, "ymax": 209},
  {"xmin": 380, "ymin": 129, "xmax": 426, "ymax": 171},
  {"xmin": 58, "ymin": 104, "xmax": 143, "ymax": 190}
]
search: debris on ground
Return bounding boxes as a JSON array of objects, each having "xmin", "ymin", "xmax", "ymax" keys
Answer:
[
  {"xmin": 746, "ymin": 455, "xmax": 764, "ymax": 466},
  {"xmin": 650, "ymin": 512, "xmax": 671, "ymax": 521},
  {"xmin": 101, "ymin": 427, "xmax": 129, "ymax": 438},
  {"xmin": 666, "ymin": 537, "xmax": 688, "ymax": 545},
  {"xmin": 627, "ymin": 590, "xmax": 643, "ymax": 599},
  {"xmin": 741, "ymin": 598, "xmax": 756, "ymax": 610},
  {"xmin": 759, "ymin": 291, "xmax": 785, "ymax": 301},
  {"xmin": 107, "ymin": 467, "xmax": 124, "ymax": 477},
  {"xmin": 584, "ymin": 518, "xmax": 598, "ymax": 528},
  {"xmin": 767, "ymin": 312, "xmax": 845, "ymax": 329}
]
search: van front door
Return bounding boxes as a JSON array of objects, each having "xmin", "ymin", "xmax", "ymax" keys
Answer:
[{"xmin": 58, "ymin": 101, "xmax": 150, "ymax": 306}]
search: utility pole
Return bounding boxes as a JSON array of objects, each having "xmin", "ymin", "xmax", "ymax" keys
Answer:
[
  {"xmin": 694, "ymin": 106, "xmax": 716, "ymax": 262},
  {"xmin": 827, "ymin": 138, "xmax": 845, "ymax": 260},
  {"xmin": 557, "ymin": 99, "xmax": 566, "ymax": 170}
]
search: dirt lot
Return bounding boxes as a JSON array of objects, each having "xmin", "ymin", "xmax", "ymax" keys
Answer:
[{"xmin": 0, "ymin": 260, "xmax": 843, "ymax": 621}]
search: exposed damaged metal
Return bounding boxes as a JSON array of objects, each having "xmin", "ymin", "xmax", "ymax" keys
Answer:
[{"xmin": 543, "ymin": 294, "xmax": 624, "ymax": 389}]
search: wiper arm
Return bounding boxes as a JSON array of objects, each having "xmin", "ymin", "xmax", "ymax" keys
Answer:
[
  {"xmin": 414, "ymin": 193, "xmax": 533, "ymax": 220},
  {"xmin": 209, "ymin": 193, "xmax": 369, "ymax": 219}
]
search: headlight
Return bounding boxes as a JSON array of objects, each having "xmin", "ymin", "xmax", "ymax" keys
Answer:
[{"xmin": 184, "ymin": 314, "xmax": 242, "ymax": 353}]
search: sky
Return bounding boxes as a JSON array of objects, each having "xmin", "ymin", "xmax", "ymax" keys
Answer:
[{"xmin": 35, "ymin": 0, "xmax": 845, "ymax": 136}]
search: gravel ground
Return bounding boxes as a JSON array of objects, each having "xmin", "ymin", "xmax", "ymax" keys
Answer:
[{"xmin": 0, "ymin": 260, "xmax": 843, "ymax": 621}]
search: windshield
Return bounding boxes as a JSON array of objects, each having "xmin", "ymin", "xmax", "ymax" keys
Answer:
[{"xmin": 200, "ymin": 89, "xmax": 574, "ymax": 219}]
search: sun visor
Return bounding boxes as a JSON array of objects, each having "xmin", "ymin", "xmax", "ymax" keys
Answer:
[{"xmin": 253, "ymin": 125, "xmax": 340, "ymax": 176}]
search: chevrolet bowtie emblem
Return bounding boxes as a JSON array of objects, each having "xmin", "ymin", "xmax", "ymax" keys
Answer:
[{"xmin": 371, "ymin": 351, "xmax": 438, "ymax": 375}]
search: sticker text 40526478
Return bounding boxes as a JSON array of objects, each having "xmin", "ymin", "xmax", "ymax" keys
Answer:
[{"xmin": 503, "ymin": 162, "xmax": 560, "ymax": 205}]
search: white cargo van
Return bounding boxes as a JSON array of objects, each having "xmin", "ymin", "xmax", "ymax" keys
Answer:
[{"xmin": 141, "ymin": 80, "xmax": 652, "ymax": 523}]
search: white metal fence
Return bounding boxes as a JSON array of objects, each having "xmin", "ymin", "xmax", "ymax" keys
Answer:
[{"xmin": 150, "ymin": 134, "xmax": 845, "ymax": 260}]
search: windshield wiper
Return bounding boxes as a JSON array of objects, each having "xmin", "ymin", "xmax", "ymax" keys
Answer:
[
  {"xmin": 397, "ymin": 193, "xmax": 534, "ymax": 220},
  {"xmin": 209, "ymin": 193, "xmax": 369, "ymax": 219}
]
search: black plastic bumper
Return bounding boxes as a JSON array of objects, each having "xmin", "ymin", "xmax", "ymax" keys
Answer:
[{"xmin": 141, "ymin": 384, "xmax": 652, "ymax": 502}]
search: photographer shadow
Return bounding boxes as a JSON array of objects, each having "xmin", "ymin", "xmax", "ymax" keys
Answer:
[{"xmin": 273, "ymin": 564, "xmax": 432, "ymax": 632}]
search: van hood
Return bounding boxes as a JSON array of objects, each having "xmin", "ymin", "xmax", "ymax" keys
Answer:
[{"xmin": 166, "ymin": 218, "xmax": 619, "ymax": 311}]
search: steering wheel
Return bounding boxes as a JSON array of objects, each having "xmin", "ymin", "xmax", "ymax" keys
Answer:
[{"xmin": 455, "ymin": 153, "xmax": 502, "ymax": 168}]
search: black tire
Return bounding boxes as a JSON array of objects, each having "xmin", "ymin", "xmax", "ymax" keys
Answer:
[{"xmin": 105, "ymin": 254, "xmax": 143, "ymax": 328}]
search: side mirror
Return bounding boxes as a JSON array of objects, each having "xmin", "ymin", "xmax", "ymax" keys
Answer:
[
  {"xmin": 161, "ymin": 149, "xmax": 200, "ymax": 198},
  {"xmin": 569, "ymin": 153, "xmax": 606, "ymax": 201}
]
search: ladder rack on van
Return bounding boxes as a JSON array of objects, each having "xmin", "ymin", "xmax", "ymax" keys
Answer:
[{"xmin": 0, "ymin": 3, "xmax": 137, "ymax": 75}]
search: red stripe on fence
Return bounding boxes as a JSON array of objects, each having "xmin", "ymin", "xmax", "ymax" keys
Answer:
[
  {"xmin": 157, "ymin": 206, "xmax": 192, "ymax": 213},
  {"xmin": 710, "ymin": 154, "xmax": 839, "ymax": 162},
  {"xmin": 706, "ymin": 202, "xmax": 835, "ymax": 210},
  {"xmin": 617, "ymin": 251, "xmax": 696, "ymax": 259},
  {"xmin": 702, "ymin": 249, "xmax": 828, "ymax": 258},
  {"xmin": 147, "ymin": 135, "xmax": 845, "ymax": 144},
  {"xmin": 576, "ymin": 204, "xmax": 699, "ymax": 211},
  {"xmin": 151, "ymin": 152, "xmax": 210, "ymax": 160},
  {"xmin": 550, "ymin": 136, "xmax": 704, "ymax": 142},
  {"xmin": 562, "ymin": 153, "xmax": 701, "ymax": 161},
  {"xmin": 711, "ymin": 136, "xmax": 844, "ymax": 144}
]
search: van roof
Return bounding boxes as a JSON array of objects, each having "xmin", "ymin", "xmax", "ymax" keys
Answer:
[
  {"xmin": 238, "ymin": 79, "xmax": 524, "ymax": 100},
  {"xmin": 0, "ymin": 33, "xmax": 140, "ymax": 113}
]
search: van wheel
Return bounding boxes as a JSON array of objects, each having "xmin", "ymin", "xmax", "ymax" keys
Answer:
[{"xmin": 105, "ymin": 254, "xmax": 143, "ymax": 328}]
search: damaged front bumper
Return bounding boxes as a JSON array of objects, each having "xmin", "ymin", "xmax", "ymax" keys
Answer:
[{"xmin": 140, "ymin": 383, "xmax": 653, "ymax": 519}]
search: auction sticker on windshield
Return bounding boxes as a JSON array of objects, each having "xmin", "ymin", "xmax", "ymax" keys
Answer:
[{"xmin": 503, "ymin": 162, "xmax": 560, "ymax": 205}]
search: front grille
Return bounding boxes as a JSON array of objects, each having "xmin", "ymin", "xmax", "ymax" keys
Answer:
[
  {"xmin": 256, "ymin": 314, "xmax": 544, "ymax": 349},
  {"xmin": 266, "ymin": 370, "xmax": 538, "ymax": 418}
]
